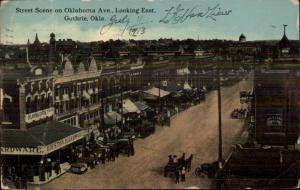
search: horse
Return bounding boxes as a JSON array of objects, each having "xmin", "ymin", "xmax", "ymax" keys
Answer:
[
  {"xmin": 184, "ymin": 154, "xmax": 193, "ymax": 172},
  {"xmin": 178, "ymin": 153, "xmax": 186, "ymax": 165}
]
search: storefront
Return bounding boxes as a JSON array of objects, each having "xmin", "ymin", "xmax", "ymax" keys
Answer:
[{"xmin": 0, "ymin": 120, "xmax": 87, "ymax": 185}]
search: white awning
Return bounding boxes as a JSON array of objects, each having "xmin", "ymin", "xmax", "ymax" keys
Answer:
[
  {"xmin": 183, "ymin": 81, "xmax": 192, "ymax": 90},
  {"xmin": 104, "ymin": 111, "xmax": 122, "ymax": 125},
  {"xmin": 88, "ymin": 88, "xmax": 94, "ymax": 95},
  {"xmin": 177, "ymin": 67, "xmax": 190, "ymax": 75},
  {"xmin": 55, "ymin": 96, "xmax": 60, "ymax": 102},
  {"xmin": 143, "ymin": 87, "xmax": 170, "ymax": 98},
  {"xmin": 83, "ymin": 90, "xmax": 90, "ymax": 100},
  {"xmin": 122, "ymin": 99, "xmax": 140, "ymax": 114},
  {"xmin": 62, "ymin": 94, "xmax": 70, "ymax": 101}
]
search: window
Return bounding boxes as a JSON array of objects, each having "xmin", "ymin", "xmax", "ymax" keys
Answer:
[
  {"xmin": 61, "ymin": 116, "xmax": 77, "ymax": 126},
  {"xmin": 266, "ymin": 114, "xmax": 283, "ymax": 127},
  {"xmin": 26, "ymin": 97, "xmax": 31, "ymax": 113},
  {"xmin": 34, "ymin": 68, "xmax": 43, "ymax": 75}
]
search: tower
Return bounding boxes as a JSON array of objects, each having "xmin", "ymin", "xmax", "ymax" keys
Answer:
[
  {"xmin": 49, "ymin": 33, "xmax": 56, "ymax": 65},
  {"xmin": 33, "ymin": 33, "xmax": 40, "ymax": 45},
  {"xmin": 278, "ymin": 25, "xmax": 290, "ymax": 54}
]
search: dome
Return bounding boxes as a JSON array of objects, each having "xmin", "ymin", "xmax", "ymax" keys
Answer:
[
  {"xmin": 239, "ymin": 33, "xmax": 246, "ymax": 42},
  {"xmin": 50, "ymin": 33, "xmax": 55, "ymax": 38}
]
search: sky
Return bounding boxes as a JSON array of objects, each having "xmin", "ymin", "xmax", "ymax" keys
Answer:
[{"xmin": 0, "ymin": 0, "xmax": 299, "ymax": 44}]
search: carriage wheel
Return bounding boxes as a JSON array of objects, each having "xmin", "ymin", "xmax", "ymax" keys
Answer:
[{"xmin": 194, "ymin": 167, "xmax": 202, "ymax": 176}]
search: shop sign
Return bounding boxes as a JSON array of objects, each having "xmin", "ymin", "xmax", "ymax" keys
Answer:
[
  {"xmin": 0, "ymin": 146, "xmax": 44, "ymax": 155},
  {"xmin": 44, "ymin": 130, "xmax": 87, "ymax": 154},
  {"xmin": 1, "ymin": 131, "xmax": 87, "ymax": 156},
  {"xmin": 25, "ymin": 107, "xmax": 54, "ymax": 123}
]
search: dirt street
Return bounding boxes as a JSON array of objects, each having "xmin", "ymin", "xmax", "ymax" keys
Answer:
[{"xmin": 36, "ymin": 74, "xmax": 253, "ymax": 189}]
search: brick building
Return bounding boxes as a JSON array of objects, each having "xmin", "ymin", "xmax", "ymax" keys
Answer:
[{"xmin": 254, "ymin": 64, "xmax": 300, "ymax": 146}]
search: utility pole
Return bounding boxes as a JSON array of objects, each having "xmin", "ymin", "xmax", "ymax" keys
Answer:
[
  {"xmin": 120, "ymin": 83, "xmax": 123, "ymax": 131},
  {"xmin": 217, "ymin": 62, "xmax": 223, "ymax": 169},
  {"xmin": 101, "ymin": 89, "xmax": 105, "ymax": 128},
  {"xmin": 158, "ymin": 72, "xmax": 162, "ymax": 112},
  {"xmin": 0, "ymin": 69, "xmax": 3, "ymax": 189}
]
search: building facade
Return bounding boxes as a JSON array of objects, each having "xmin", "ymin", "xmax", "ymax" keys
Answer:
[{"xmin": 254, "ymin": 64, "xmax": 300, "ymax": 146}]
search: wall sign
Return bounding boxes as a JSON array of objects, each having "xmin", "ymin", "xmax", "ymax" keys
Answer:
[{"xmin": 25, "ymin": 107, "xmax": 54, "ymax": 123}]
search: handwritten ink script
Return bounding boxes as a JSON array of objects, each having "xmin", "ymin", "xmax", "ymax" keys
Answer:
[
  {"xmin": 100, "ymin": 14, "xmax": 153, "ymax": 37},
  {"xmin": 159, "ymin": 4, "xmax": 232, "ymax": 24}
]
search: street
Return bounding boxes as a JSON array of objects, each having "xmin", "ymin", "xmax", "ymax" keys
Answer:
[{"xmin": 36, "ymin": 74, "xmax": 253, "ymax": 189}]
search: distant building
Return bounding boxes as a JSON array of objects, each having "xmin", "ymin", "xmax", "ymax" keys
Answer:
[
  {"xmin": 239, "ymin": 33, "xmax": 246, "ymax": 42},
  {"xmin": 277, "ymin": 25, "xmax": 291, "ymax": 56}
]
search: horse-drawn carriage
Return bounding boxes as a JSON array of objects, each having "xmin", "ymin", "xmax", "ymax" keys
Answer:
[
  {"xmin": 156, "ymin": 112, "xmax": 170, "ymax": 127},
  {"xmin": 240, "ymin": 91, "xmax": 253, "ymax": 103},
  {"xmin": 139, "ymin": 121, "xmax": 155, "ymax": 137},
  {"xmin": 194, "ymin": 161, "xmax": 224, "ymax": 178},
  {"xmin": 163, "ymin": 154, "xmax": 193, "ymax": 177}
]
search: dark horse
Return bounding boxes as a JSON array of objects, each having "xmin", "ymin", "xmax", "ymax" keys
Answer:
[
  {"xmin": 184, "ymin": 154, "xmax": 193, "ymax": 172},
  {"xmin": 164, "ymin": 154, "xmax": 193, "ymax": 177}
]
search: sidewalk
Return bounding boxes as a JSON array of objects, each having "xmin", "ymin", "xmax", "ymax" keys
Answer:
[{"xmin": 28, "ymin": 162, "xmax": 71, "ymax": 185}]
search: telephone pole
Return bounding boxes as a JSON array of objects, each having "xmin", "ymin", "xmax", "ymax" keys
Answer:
[{"xmin": 217, "ymin": 64, "xmax": 223, "ymax": 169}]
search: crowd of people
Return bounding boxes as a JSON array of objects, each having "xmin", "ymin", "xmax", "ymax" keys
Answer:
[
  {"xmin": 2, "ymin": 158, "xmax": 62, "ymax": 189},
  {"xmin": 72, "ymin": 135, "xmax": 135, "ymax": 170}
]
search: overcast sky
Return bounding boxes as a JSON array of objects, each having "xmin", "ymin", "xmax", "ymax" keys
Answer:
[{"xmin": 0, "ymin": 0, "xmax": 299, "ymax": 44}]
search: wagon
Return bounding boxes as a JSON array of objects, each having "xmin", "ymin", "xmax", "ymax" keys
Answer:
[{"xmin": 164, "ymin": 163, "xmax": 181, "ymax": 177}]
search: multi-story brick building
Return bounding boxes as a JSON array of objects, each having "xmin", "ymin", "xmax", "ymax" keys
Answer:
[
  {"xmin": 1, "ymin": 66, "xmax": 54, "ymax": 130},
  {"xmin": 254, "ymin": 63, "xmax": 300, "ymax": 146}
]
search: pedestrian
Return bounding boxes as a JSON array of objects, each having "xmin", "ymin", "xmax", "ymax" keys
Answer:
[
  {"xmin": 27, "ymin": 165, "xmax": 34, "ymax": 182},
  {"xmin": 97, "ymin": 152, "xmax": 101, "ymax": 164},
  {"xmin": 115, "ymin": 146, "xmax": 120, "ymax": 158},
  {"xmin": 130, "ymin": 142, "xmax": 135, "ymax": 156},
  {"xmin": 54, "ymin": 161, "xmax": 61, "ymax": 175},
  {"xmin": 93, "ymin": 153, "xmax": 98, "ymax": 166},
  {"xmin": 111, "ymin": 149, "xmax": 115, "ymax": 161},
  {"xmin": 38, "ymin": 162, "xmax": 45, "ymax": 182},
  {"xmin": 101, "ymin": 150, "xmax": 106, "ymax": 164},
  {"xmin": 175, "ymin": 169, "xmax": 180, "ymax": 184},
  {"xmin": 15, "ymin": 176, "xmax": 21, "ymax": 189},
  {"xmin": 21, "ymin": 175, "xmax": 27, "ymax": 189},
  {"xmin": 181, "ymin": 167, "xmax": 186, "ymax": 182},
  {"xmin": 11, "ymin": 166, "xmax": 16, "ymax": 181},
  {"xmin": 108, "ymin": 149, "xmax": 114, "ymax": 161},
  {"xmin": 46, "ymin": 158, "xmax": 52, "ymax": 178}
]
